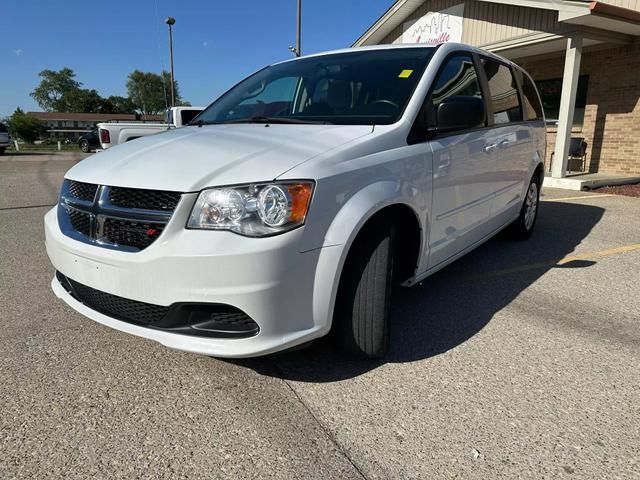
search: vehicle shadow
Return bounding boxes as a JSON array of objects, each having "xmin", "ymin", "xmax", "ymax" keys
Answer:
[{"xmin": 234, "ymin": 201, "xmax": 604, "ymax": 382}]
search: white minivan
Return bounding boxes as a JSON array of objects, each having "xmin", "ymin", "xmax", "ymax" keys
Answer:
[{"xmin": 45, "ymin": 43, "xmax": 545, "ymax": 358}]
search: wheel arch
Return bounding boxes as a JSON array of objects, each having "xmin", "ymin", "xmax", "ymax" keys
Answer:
[
  {"xmin": 534, "ymin": 160, "xmax": 544, "ymax": 186},
  {"xmin": 311, "ymin": 189, "xmax": 426, "ymax": 336}
]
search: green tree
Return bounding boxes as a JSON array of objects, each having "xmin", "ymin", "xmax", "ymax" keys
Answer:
[
  {"xmin": 62, "ymin": 88, "xmax": 113, "ymax": 113},
  {"xmin": 30, "ymin": 68, "xmax": 82, "ymax": 111},
  {"xmin": 126, "ymin": 70, "xmax": 185, "ymax": 115},
  {"xmin": 105, "ymin": 95, "xmax": 136, "ymax": 114},
  {"xmin": 6, "ymin": 108, "xmax": 46, "ymax": 143},
  {"xmin": 161, "ymin": 71, "xmax": 190, "ymax": 106}
]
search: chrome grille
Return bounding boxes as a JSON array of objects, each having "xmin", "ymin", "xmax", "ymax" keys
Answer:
[
  {"xmin": 67, "ymin": 208, "xmax": 91, "ymax": 237},
  {"xmin": 102, "ymin": 218, "xmax": 166, "ymax": 249},
  {"xmin": 68, "ymin": 181, "xmax": 98, "ymax": 202},
  {"xmin": 58, "ymin": 180, "xmax": 180, "ymax": 252},
  {"xmin": 109, "ymin": 187, "xmax": 181, "ymax": 211}
]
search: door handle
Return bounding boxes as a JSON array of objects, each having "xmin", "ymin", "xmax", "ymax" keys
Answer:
[
  {"xmin": 437, "ymin": 158, "xmax": 451, "ymax": 169},
  {"xmin": 483, "ymin": 143, "xmax": 497, "ymax": 154},
  {"xmin": 498, "ymin": 139, "xmax": 514, "ymax": 149}
]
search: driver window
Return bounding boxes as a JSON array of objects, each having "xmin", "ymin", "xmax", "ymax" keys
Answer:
[
  {"xmin": 227, "ymin": 77, "xmax": 299, "ymax": 119},
  {"xmin": 430, "ymin": 55, "xmax": 483, "ymax": 128}
]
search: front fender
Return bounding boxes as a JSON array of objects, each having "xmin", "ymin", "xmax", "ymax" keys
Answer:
[
  {"xmin": 323, "ymin": 179, "xmax": 404, "ymax": 246},
  {"xmin": 309, "ymin": 180, "xmax": 427, "ymax": 334}
]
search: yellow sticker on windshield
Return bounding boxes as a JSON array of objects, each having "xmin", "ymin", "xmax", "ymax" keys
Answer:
[{"xmin": 398, "ymin": 69, "xmax": 414, "ymax": 78}]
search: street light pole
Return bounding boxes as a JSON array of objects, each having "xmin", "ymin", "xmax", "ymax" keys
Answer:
[
  {"xmin": 165, "ymin": 16, "xmax": 176, "ymax": 107},
  {"xmin": 295, "ymin": 0, "xmax": 302, "ymax": 57}
]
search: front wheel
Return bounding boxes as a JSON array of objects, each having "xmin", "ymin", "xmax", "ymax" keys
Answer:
[
  {"xmin": 0, "ymin": 147, "xmax": 5, "ymax": 155},
  {"xmin": 509, "ymin": 176, "xmax": 540, "ymax": 240},
  {"xmin": 334, "ymin": 220, "xmax": 395, "ymax": 358}
]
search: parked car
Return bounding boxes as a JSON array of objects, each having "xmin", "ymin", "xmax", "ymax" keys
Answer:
[
  {"xmin": 97, "ymin": 106, "xmax": 203, "ymax": 150},
  {"xmin": 0, "ymin": 122, "xmax": 10, "ymax": 154},
  {"xmin": 45, "ymin": 43, "xmax": 545, "ymax": 359},
  {"xmin": 77, "ymin": 130, "xmax": 101, "ymax": 153}
]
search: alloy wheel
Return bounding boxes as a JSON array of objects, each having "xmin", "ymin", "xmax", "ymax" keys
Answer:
[{"xmin": 524, "ymin": 182, "xmax": 538, "ymax": 231}]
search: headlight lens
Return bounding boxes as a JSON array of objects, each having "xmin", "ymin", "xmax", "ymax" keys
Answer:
[{"xmin": 187, "ymin": 181, "xmax": 314, "ymax": 236}]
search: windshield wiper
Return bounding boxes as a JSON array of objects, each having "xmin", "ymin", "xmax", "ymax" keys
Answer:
[
  {"xmin": 189, "ymin": 116, "xmax": 332, "ymax": 126},
  {"xmin": 189, "ymin": 120, "xmax": 225, "ymax": 127},
  {"xmin": 223, "ymin": 116, "xmax": 332, "ymax": 125}
]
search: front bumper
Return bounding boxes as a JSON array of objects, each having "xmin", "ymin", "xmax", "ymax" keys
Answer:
[{"xmin": 44, "ymin": 204, "xmax": 329, "ymax": 358}]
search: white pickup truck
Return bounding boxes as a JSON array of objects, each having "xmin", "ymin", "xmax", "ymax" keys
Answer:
[{"xmin": 97, "ymin": 106, "xmax": 203, "ymax": 150}]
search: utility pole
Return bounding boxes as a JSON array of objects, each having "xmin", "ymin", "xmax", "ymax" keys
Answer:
[
  {"xmin": 165, "ymin": 16, "xmax": 176, "ymax": 107},
  {"xmin": 296, "ymin": 0, "xmax": 302, "ymax": 57},
  {"xmin": 289, "ymin": 0, "xmax": 302, "ymax": 57}
]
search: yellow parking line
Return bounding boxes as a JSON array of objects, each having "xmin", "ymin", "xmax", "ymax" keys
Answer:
[
  {"xmin": 543, "ymin": 194, "xmax": 613, "ymax": 202},
  {"xmin": 468, "ymin": 243, "xmax": 640, "ymax": 280},
  {"xmin": 558, "ymin": 243, "xmax": 640, "ymax": 264}
]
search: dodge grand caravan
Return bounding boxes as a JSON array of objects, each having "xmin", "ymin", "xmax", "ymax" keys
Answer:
[{"xmin": 45, "ymin": 43, "xmax": 545, "ymax": 358}]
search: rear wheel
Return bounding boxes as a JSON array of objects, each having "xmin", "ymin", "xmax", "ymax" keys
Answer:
[
  {"xmin": 510, "ymin": 175, "xmax": 540, "ymax": 240},
  {"xmin": 0, "ymin": 148, "xmax": 5, "ymax": 155},
  {"xmin": 334, "ymin": 219, "xmax": 395, "ymax": 358},
  {"xmin": 79, "ymin": 140, "xmax": 90, "ymax": 153}
]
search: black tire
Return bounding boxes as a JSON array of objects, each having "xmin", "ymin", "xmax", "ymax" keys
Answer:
[
  {"xmin": 0, "ymin": 147, "xmax": 5, "ymax": 155},
  {"xmin": 509, "ymin": 174, "xmax": 540, "ymax": 240},
  {"xmin": 79, "ymin": 140, "xmax": 90, "ymax": 153},
  {"xmin": 334, "ymin": 219, "xmax": 395, "ymax": 358}
]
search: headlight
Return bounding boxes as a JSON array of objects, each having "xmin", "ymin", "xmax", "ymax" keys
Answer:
[{"xmin": 187, "ymin": 181, "xmax": 314, "ymax": 236}]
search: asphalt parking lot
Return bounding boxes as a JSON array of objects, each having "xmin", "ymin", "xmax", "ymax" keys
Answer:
[{"xmin": 1, "ymin": 152, "xmax": 639, "ymax": 479}]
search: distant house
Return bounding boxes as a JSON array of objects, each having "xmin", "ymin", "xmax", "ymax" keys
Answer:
[{"xmin": 26, "ymin": 112, "xmax": 165, "ymax": 141}]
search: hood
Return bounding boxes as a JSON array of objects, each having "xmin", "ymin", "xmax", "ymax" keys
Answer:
[{"xmin": 66, "ymin": 124, "xmax": 373, "ymax": 191}]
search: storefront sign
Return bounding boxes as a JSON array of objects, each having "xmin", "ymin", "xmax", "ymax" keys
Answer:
[{"xmin": 402, "ymin": 4, "xmax": 464, "ymax": 45}]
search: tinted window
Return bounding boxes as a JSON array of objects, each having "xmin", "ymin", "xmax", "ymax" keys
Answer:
[
  {"xmin": 195, "ymin": 48, "xmax": 435, "ymax": 126},
  {"xmin": 514, "ymin": 69, "xmax": 543, "ymax": 121},
  {"xmin": 180, "ymin": 109, "xmax": 201, "ymax": 125},
  {"xmin": 228, "ymin": 77, "xmax": 299, "ymax": 121},
  {"xmin": 430, "ymin": 54, "xmax": 484, "ymax": 129},
  {"xmin": 432, "ymin": 55, "xmax": 483, "ymax": 106},
  {"xmin": 0, "ymin": 123, "xmax": 7, "ymax": 133},
  {"xmin": 482, "ymin": 59, "xmax": 522, "ymax": 124}
]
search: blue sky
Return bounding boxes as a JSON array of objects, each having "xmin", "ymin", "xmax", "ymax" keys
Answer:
[{"xmin": 0, "ymin": 0, "xmax": 392, "ymax": 117}]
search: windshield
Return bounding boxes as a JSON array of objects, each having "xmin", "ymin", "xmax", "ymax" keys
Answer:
[{"xmin": 193, "ymin": 48, "xmax": 434, "ymax": 126}]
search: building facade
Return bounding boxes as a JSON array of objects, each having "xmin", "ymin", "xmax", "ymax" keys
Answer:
[
  {"xmin": 354, "ymin": 0, "xmax": 640, "ymax": 177},
  {"xmin": 26, "ymin": 112, "xmax": 164, "ymax": 141}
]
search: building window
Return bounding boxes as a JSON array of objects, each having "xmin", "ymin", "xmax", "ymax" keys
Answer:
[
  {"xmin": 74, "ymin": 121, "xmax": 78, "ymax": 128},
  {"xmin": 535, "ymin": 75, "xmax": 589, "ymax": 127}
]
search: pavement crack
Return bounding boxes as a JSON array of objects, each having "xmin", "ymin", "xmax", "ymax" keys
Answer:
[
  {"xmin": 0, "ymin": 203, "xmax": 55, "ymax": 211},
  {"xmin": 269, "ymin": 360, "xmax": 369, "ymax": 480}
]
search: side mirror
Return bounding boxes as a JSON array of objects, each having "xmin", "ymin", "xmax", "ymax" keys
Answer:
[{"xmin": 433, "ymin": 96, "xmax": 486, "ymax": 134}]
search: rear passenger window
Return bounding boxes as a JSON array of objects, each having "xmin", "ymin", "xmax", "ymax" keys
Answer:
[
  {"xmin": 482, "ymin": 59, "xmax": 522, "ymax": 124},
  {"xmin": 514, "ymin": 69, "xmax": 543, "ymax": 121},
  {"xmin": 430, "ymin": 54, "xmax": 484, "ymax": 126},
  {"xmin": 180, "ymin": 109, "xmax": 200, "ymax": 125}
]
